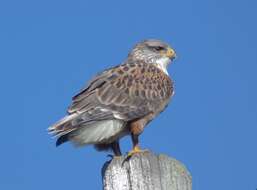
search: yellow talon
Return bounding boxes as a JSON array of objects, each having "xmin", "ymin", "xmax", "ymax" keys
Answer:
[{"xmin": 127, "ymin": 146, "xmax": 148, "ymax": 157}]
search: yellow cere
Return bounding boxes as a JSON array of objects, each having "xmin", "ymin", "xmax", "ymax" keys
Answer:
[{"xmin": 166, "ymin": 47, "xmax": 176, "ymax": 59}]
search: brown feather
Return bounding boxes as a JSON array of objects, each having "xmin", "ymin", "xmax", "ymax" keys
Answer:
[{"xmin": 49, "ymin": 61, "xmax": 174, "ymax": 140}]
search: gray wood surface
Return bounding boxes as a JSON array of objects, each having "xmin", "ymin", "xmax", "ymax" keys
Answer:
[{"xmin": 102, "ymin": 151, "xmax": 192, "ymax": 190}]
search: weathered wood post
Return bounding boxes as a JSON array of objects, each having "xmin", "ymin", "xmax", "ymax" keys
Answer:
[{"xmin": 102, "ymin": 151, "xmax": 192, "ymax": 190}]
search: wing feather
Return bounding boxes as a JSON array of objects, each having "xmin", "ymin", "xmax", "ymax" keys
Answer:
[{"xmin": 49, "ymin": 62, "xmax": 173, "ymax": 136}]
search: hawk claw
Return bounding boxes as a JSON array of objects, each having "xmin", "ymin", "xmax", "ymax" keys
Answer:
[
  {"xmin": 126, "ymin": 146, "xmax": 149, "ymax": 158},
  {"xmin": 127, "ymin": 146, "xmax": 141, "ymax": 156},
  {"xmin": 121, "ymin": 146, "xmax": 149, "ymax": 165}
]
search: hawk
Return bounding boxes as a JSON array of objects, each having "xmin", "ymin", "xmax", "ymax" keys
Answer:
[{"xmin": 48, "ymin": 39, "xmax": 176, "ymax": 156}]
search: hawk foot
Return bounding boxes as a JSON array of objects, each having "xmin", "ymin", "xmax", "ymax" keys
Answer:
[
  {"xmin": 122, "ymin": 146, "xmax": 149, "ymax": 165},
  {"xmin": 127, "ymin": 146, "xmax": 149, "ymax": 157}
]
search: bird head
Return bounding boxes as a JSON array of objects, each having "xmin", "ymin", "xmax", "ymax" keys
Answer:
[
  {"xmin": 128, "ymin": 39, "xmax": 176, "ymax": 75},
  {"xmin": 129, "ymin": 39, "xmax": 176, "ymax": 63}
]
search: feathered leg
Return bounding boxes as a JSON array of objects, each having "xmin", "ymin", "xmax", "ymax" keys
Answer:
[{"xmin": 127, "ymin": 119, "xmax": 148, "ymax": 157}]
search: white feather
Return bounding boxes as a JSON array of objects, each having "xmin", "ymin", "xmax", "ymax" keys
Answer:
[
  {"xmin": 113, "ymin": 112, "xmax": 126, "ymax": 120},
  {"xmin": 155, "ymin": 57, "xmax": 170, "ymax": 75},
  {"xmin": 70, "ymin": 120, "xmax": 128, "ymax": 146}
]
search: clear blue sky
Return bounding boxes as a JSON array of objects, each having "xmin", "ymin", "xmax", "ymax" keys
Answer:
[{"xmin": 1, "ymin": 0, "xmax": 257, "ymax": 189}]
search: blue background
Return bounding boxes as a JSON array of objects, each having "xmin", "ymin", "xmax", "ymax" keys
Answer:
[{"xmin": 1, "ymin": 0, "xmax": 257, "ymax": 189}]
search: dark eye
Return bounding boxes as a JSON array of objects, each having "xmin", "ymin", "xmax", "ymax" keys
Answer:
[{"xmin": 153, "ymin": 46, "xmax": 165, "ymax": 51}]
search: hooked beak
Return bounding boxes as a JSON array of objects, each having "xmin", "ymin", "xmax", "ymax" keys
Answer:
[{"xmin": 166, "ymin": 47, "xmax": 176, "ymax": 61}]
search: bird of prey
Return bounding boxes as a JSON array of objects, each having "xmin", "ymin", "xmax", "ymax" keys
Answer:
[{"xmin": 48, "ymin": 39, "xmax": 176, "ymax": 156}]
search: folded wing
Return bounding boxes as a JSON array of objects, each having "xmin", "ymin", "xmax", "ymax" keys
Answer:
[{"xmin": 48, "ymin": 62, "xmax": 172, "ymax": 138}]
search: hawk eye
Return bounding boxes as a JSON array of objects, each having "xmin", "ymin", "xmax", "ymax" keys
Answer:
[{"xmin": 153, "ymin": 46, "xmax": 165, "ymax": 51}]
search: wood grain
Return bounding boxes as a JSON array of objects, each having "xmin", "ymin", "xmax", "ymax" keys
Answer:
[{"xmin": 102, "ymin": 151, "xmax": 192, "ymax": 190}]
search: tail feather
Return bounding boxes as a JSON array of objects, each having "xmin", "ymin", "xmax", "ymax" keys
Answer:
[
  {"xmin": 56, "ymin": 134, "xmax": 69, "ymax": 146},
  {"xmin": 48, "ymin": 114, "xmax": 128, "ymax": 148},
  {"xmin": 48, "ymin": 113, "xmax": 78, "ymax": 137}
]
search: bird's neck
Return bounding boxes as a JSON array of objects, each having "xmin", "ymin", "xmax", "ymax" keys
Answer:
[{"xmin": 127, "ymin": 54, "xmax": 170, "ymax": 75}]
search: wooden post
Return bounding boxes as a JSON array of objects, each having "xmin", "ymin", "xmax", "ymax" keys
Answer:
[{"xmin": 102, "ymin": 151, "xmax": 192, "ymax": 190}]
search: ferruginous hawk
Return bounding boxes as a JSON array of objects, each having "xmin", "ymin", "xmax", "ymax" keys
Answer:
[{"xmin": 48, "ymin": 39, "xmax": 176, "ymax": 156}]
